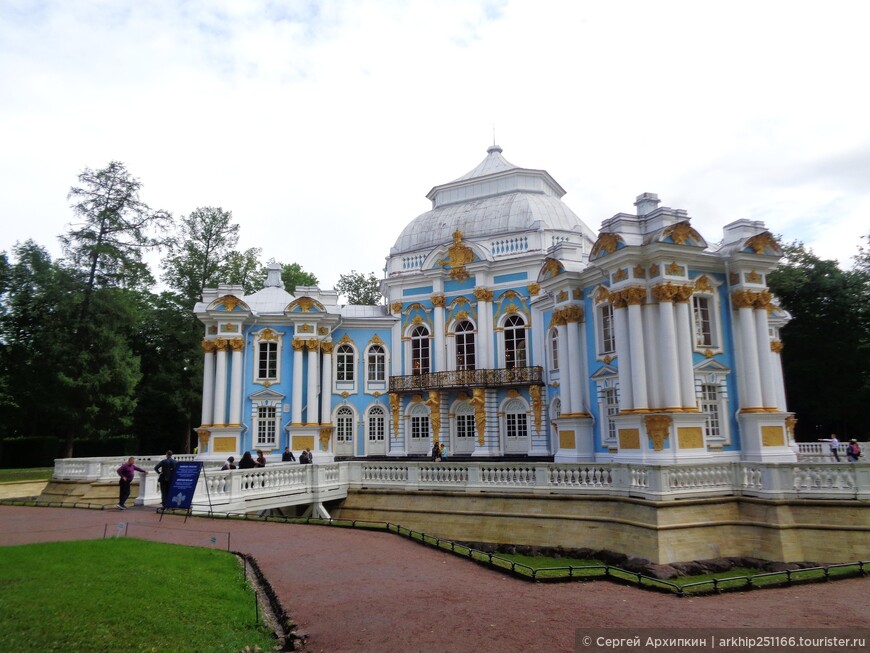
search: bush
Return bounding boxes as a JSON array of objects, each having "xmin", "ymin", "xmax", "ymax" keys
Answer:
[{"xmin": 0, "ymin": 436, "xmax": 63, "ymax": 468}]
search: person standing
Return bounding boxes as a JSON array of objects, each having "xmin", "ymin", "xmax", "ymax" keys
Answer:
[
  {"xmin": 238, "ymin": 451, "xmax": 256, "ymax": 469},
  {"xmin": 116, "ymin": 457, "xmax": 146, "ymax": 510},
  {"xmin": 846, "ymin": 439, "xmax": 862, "ymax": 462},
  {"xmin": 818, "ymin": 435, "xmax": 841, "ymax": 462},
  {"xmin": 255, "ymin": 450, "xmax": 267, "ymax": 467},
  {"xmin": 221, "ymin": 456, "xmax": 236, "ymax": 470},
  {"xmin": 154, "ymin": 450, "xmax": 177, "ymax": 508},
  {"xmin": 282, "ymin": 446, "xmax": 296, "ymax": 462},
  {"xmin": 432, "ymin": 442, "xmax": 441, "ymax": 461}
]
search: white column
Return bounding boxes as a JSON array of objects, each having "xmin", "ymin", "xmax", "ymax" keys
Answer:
[
  {"xmin": 656, "ymin": 294, "xmax": 681, "ymax": 410},
  {"xmin": 213, "ymin": 339, "xmax": 228, "ymax": 426},
  {"xmin": 642, "ymin": 302, "xmax": 661, "ymax": 411},
  {"xmin": 626, "ymin": 294, "xmax": 648, "ymax": 411},
  {"xmin": 292, "ymin": 339, "xmax": 304, "ymax": 424},
  {"xmin": 321, "ymin": 343, "xmax": 333, "ymax": 423},
  {"xmin": 566, "ymin": 313, "xmax": 585, "ymax": 414},
  {"xmin": 390, "ymin": 303, "xmax": 403, "ymax": 376},
  {"xmin": 229, "ymin": 339, "xmax": 243, "ymax": 424},
  {"xmin": 306, "ymin": 341, "xmax": 319, "ymax": 425},
  {"xmin": 556, "ymin": 321, "xmax": 572, "ymax": 415},
  {"xmin": 613, "ymin": 299, "xmax": 633, "ymax": 412},
  {"xmin": 475, "ymin": 289, "xmax": 493, "ymax": 369},
  {"xmin": 735, "ymin": 296, "xmax": 763, "ymax": 409},
  {"xmin": 432, "ymin": 295, "xmax": 446, "ymax": 372},
  {"xmin": 754, "ymin": 302, "xmax": 777, "ymax": 410},
  {"xmin": 674, "ymin": 299, "xmax": 696, "ymax": 408},
  {"xmin": 771, "ymin": 342, "xmax": 788, "ymax": 411},
  {"xmin": 200, "ymin": 341, "xmax": 215, "ymax": 426}
]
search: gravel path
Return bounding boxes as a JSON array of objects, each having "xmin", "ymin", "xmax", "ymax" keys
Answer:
[{"xmin": 1, "ymin": 504, "xmax": 868, "ymax": 652}]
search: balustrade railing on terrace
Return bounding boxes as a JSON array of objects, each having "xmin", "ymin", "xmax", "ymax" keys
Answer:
[
  {"xmin": 389, "ymin": 366, "xmax": 544, "ymax": 392},
  {"xmin": 52, "ymin": 457, "xmax": 869, "ymax": 511}
]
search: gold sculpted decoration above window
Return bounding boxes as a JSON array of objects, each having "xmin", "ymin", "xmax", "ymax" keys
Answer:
[
  {"xmin": 649, "ymin": 264, "xmax": 660, "ymax": 278},
  {"xmin": 437, "ymin": 230, "xmax": 474, "ymax": 281},
  {"xmin": 557, "ymin": 290, "xmax": 568, "ymax": 302},
  {"xmin": 258, "ymin": 328, "xmax": 279, "ymax": 341},
  {"xmin": 369, "ymin": 334, "xmax": 384, "ymax": 345},
  {"xmin": 338, "ymin": 333, "xmax": 353, "ymax": 345},
  {"xmin": 217, "ymin": 296, "xmax": 243, "ymax": 311},
  {"xmin": 746, "ymin": 270, "xmax": 762, "ymax": 283},
  {"xmin": 633, "ymin": 265, "xmax": 647, "ymax": 279},
  {"xmin": 590, "ymin": 232, "xmax": 622, "ymax": 259},
  {"xmin": 613, "ymin": 268, "xmax": 628, "ymax": 282},
  {"xmin": 540, "ymin": 258, "xmax": 564, "ymax": 280},
  {"xmin": 594, "ymin": 286, "xmax": 610, "ymax": 303},
  {"xmin": 694, "ymin": 275, "xmax": 714, "ymax": 293},
  {"xmin": 663, "ymin": 222, "xmax": 703, "ymax": 246},
  {"xmin": 665, "ymin": 261, "xmax": 685, "ymax": 276},
  {"xmin": 743, "ymin": 231, "xmax": 781, "ymax": 256}
]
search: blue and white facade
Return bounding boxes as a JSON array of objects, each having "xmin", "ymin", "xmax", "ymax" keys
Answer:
[{"xmin": 194, "ymin": 146, "xmax": 796, "ymax": 463}]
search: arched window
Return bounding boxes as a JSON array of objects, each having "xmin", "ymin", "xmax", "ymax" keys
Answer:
[
  {"xmin": 504, "ymin": 398, "xmax": 528, "ymax": 438},
  {"xmin": 455, "ymin": 320, "xmax": 476, "ymax": 371},
  {"xmin": 550, "ymin": 328, "xmax": 559, "ymax": 370},
  {"xmin": 336, "ymin": 344, "xmax": 355, "ymax": 382},
  {"xmin": 504, "ymin": 315, "xmax": 527, "ymax": 369},
  {"xmin": 367, "ymin": 404, "xmax": 386, "ymax": 442},
  {"xmin": 409, "ymin": 403, "xmax": 429, "ymax": 439},
  {"xmin": 411, "ymin": 325, "xmax": 430, "ymax": 375},
  {"xmin": 336, "ymin": 406, "xmax": 354, "ymax": 443},
  {"xmin": 367, "ymin": 344, "xmax": 385, "ymax": 382}
]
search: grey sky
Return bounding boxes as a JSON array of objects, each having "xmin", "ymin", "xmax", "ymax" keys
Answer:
[{"xmin": 2, "ymin": 0, "xmax": 868, "ymax": 289}]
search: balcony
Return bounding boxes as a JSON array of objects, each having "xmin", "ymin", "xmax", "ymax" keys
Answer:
[{"xmin": 389, "ymin": 366, "xmax": 544, "ymax": 393}]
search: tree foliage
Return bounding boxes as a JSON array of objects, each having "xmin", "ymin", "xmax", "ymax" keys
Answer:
[
  {"xmin": 280, "ymin": 262, "xmax": 318, "ymax": 294},
  {"xmin": 335, "ymin": 270, "xmax": 382, "ymax": 305},
  {"xmin": 768, "ymin": 239, "xmax": 870, "ymax": 440}
]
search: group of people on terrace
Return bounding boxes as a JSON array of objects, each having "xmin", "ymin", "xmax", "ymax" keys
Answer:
[{"xmin": 818, "ymin": 435, "xmax": 862, "ymax": 462}]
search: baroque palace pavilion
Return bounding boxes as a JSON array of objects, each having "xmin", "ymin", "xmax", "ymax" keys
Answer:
[{"xmin": 194, "ymin": 145, "xmax": 795, "ymax": 464}]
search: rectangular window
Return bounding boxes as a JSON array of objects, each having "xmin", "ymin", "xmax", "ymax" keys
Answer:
[
  {"xmin": 256, "ymin": 406, "xmax": 277, "ymax": 446},
  {"xmin": 258, "ymin": 342, "xmax": 278, "ymax": 380},
  {"xmin": 411, "ymin": 415, "xmax": 429, "ymax": 439},
  {"xmin": 505, "ymin": 413, "xmax": 527, "ymax": 438},
  {"xmin": 368, "ymin": 415, "xmax": 385, "ymax": 441},
  {"xmin": 604, "ymin": 387, "xmax": 619, "ymax": 441},
  {"xmin": 701, "ymin": 383, "xmax": 720, "ymax": 438},
  {"xmin": 456, "ymin": 414, "xmax": 475, "ymax": 439},
  {"xmin": 599, "ymin": 304, "xmax": 615, "ymax": 355},
  {"xmin": 693, "ymin": 296, "xmax": 714, "ymax": 347}
]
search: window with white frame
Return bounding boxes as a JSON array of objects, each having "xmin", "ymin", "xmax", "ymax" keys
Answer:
[
  {"xmin": 455, "ymin": 320, "xmax": 476, "ymax": 371},
  {"xmin": 504, "ymin": 315, "xmax": 527, "ymax": 369},
  {"xmin": 336, "ymin": 406, "xmax": 354, "ymax": 443},
  {"xmin": 504, "ymin": 399, "xmax": 528, "ymax": 438},
  {"xmin": 410, "ymin": 325, "xmax": 430, "ymax": 375},
  {"xmin": 700, "ymin": 383, "xmax": 721, "ymax": 439},
  {"xmin": 367, "ymin": 405, "xmax": 385, "ymax": 441},
  {"xmin": 597, "ymin": 302, "xmax": 615, "ymax": 356},
  {"xmin": 336, "ymin": 344, "xmax": 355, "ymax": 382},
  {"xmin": 455, "ymin": 402, "xmax": 475, "ymax": 439},
  {"xmin": 603, "ymin": 387, "xmax": 619, "ymax": 442},
  {"xmin": 550, "ymin": 328, "xmax": 559, "ymax": 370},
  {"xmin": 693, "ymin": 296, "xmax": 716, "ymax": 348},
  {"xmin": 258, "ymin": 341, "xmax": 278, "ymax": 380},
  {"xmin": 410, "ymin": 404, "xmax": 429, "ymax": 439},
  {"xmin": 367, "ymin": 344, "xmax": 385, "ymax": 382},
  {"xmin": 255, "ymin": 405, "xmax": 277, "ymax": 448}
]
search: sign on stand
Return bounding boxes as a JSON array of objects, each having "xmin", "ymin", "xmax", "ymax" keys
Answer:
[{"xmin": 161, "ymin": 461, "xmax": 212, "ymax": 522}]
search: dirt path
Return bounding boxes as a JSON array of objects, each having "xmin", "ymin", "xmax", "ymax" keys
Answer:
[{"xmin": 1, "ymin": 505, "xmax": 868, "ymax": 652}]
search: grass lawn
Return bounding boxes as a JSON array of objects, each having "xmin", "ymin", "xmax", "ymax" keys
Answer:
[
  {"xmin": 0, "ymin": 467, "xmax": 53, "ymax": 483},
  {"xmin": 0, "ymin": 538, "xmax": 276, "ymax": 653}
]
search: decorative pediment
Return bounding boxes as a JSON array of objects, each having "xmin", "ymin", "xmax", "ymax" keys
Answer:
[
  {"xmin": 693, "ymin": 358, "xmax": 730, "ymax": 373},
  {"xmin": 286, "ymin": 296, "xmax": 326, "ymax": 313},
  {"xmin": 590, "ymin": 233, "xmax": 625, "ymax": 261},
  {"xmin": 591, "ymin": 364, "xmax": 618, "ymax": 380},
  {"xmin": 661, "ymin": 221, "xmax": 706, "ymax": 248},
  {"xmin": 742, "ymin": 231, "xmax": 782, "ymax": 256},
  {"xmin": 538, "ymin": 257, "xmax": 565, "ymax": 281},
  {"xmin": 208, "ymin": 295, "xmax": 250, "ymax": 313},
  {"xmin": 249, "ymin": 388, "xmax": 285, "ymax": 402}
]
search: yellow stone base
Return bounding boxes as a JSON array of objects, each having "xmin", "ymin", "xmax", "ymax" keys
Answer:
[{"xmin": 331, "ymin": 489, "xmax": 870, "ymax": 564}]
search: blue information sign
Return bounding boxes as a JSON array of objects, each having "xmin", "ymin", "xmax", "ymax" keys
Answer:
[{"xmin": 166, "ymin": 461, "xmax": 203, "ymax": 510}]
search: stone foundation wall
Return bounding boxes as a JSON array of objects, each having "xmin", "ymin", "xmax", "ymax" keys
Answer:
[{"xmin": 331, "ymin": 489, "xmax": 870, "ymax": 564}]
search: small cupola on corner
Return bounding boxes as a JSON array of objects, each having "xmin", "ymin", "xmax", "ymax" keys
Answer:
[
  {"xmin": 264, "ymin": 262, "xmax": 284, "ymax": 289},
  {"xmin": 634, "ymin": 192, "xmax": 661, "ymax": 216}
]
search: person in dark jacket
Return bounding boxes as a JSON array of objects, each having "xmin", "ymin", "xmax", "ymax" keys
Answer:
[
  {"xmin": 238, "ymin": 451, "xmax": 256, "ymax": 469},
  {"xmin": 116, "ymin": 457, "xmax": 146, "ymax": 510},
  {"xmin": 154, "ymin": 451, "xmax": 176, "ymax": 508},
  {"xmin": 221, "ymin": 456, "xmax": 236, "ymax": 471},
  {"xmin": 282, "ymin": 446, "xmax": 296, "ymax": 462},
  {"xmin": 255, "ymin": 450, "xmax": 267, "ymax": 467}
]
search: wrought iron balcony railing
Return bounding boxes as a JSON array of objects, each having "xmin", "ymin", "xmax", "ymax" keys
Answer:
[{"xmin": 389, "ymin": 366, "xmax": 544, "ymax": 393}]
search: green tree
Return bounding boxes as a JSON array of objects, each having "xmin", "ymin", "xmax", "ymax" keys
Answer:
[
  {"xmin": 61, "ymin": 161, "xmax": 170, "ymax": 323},
  {"xmin": 280, "ymin": 262, "xmax": 318, "ymax": 294},
  {"xmin": 161, "ymin": 207, "xmax": 239, "ymax": 304},
  {"xmin": 768, "ymin": 240, "xmax": 870, "ymax": 440},
  {"xmin": 223, "ymin": 248, "xmax": 266, "ymax": 294},
  {"xmin": 335, "ymin": 270, "xmax": 382, "ymax": 305}
]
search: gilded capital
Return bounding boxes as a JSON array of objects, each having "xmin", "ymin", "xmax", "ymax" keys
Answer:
[
  {"xmin": 624, "ymin": 287, "xmax": 647, "ymax": 306},
  {"xmin": 753, "ymin": 290, "xmax": 772, "ymax": 310},
  {"xmin": 230, "ymin": 338, "xmax": 245, "ymax": 352},
  {"xmin": 305, "ymin": 339, "xmax": 320, "ymax": 352},
  {"xmin": 731, "ymin": 290, "xmax": 756, "ymax": 309},
  {"xmin": 610, "ymin": 290, "xmax": 628, "ymax": 309},
  {"xmin": 390, "ymin": 301, "xmax": 403, "ymax": 314},
  {"xmin": 473, "ymin": 287, "xmax": 493, "ymax": 302},
  {"xmin": 215, "ymin": 338, "xmax": 229, "ymax": 351},
  {"xmin": 431, "ymin": 294, "xmax": 446, "ymax": 308},
  {"xmin": 651, "ymin": 283, "xmax": 679, "ymax": 303},
  {"xmin": 201, "ymin": 340, "xmax": 217, "ymax": 353},
  {"xmin": 292, "ymin": 338, "xmax": 306, "ymax": 351},
  {"xmin": 673, "ymin": 285, "xmax": 694, "ymax": 303},
  {"xmin": 527, "ymin": 282, "xmax": 541, "ymax": 297},
  {"xmin": 770, "ymin": 340, "xmax": 783, "ymax": 353},
  {"xmin": 565, "ymin": 305, "xmax": 584, "ymax": 323},
  {"xmin": 320, "ymin": 341, "xmax": 334, "ymax": 354}
]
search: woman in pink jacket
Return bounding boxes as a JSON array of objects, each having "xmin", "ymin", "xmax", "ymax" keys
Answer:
[{"xmin": 116, "ymin": 457, "xmax": 147, "ymax": 510}]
